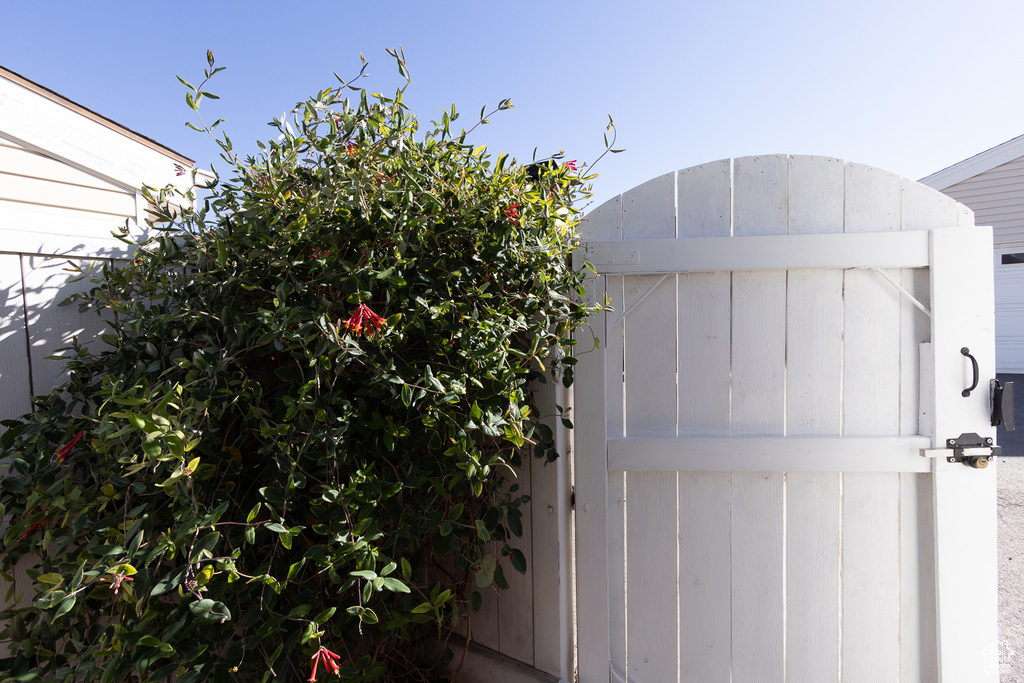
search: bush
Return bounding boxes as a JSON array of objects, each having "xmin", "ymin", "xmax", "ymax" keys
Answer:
[{"xmin": 0, "ymin": 50, "xmax": 608, "ymax": 682}]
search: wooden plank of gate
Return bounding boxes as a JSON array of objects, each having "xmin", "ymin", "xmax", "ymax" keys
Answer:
[
  {"xmin": 499, "ymin": 456, "xmax": 534, "ymax": 664},
  {"xmin": 676, "ymin": 159, "xmax": 732, "ymax": 682},
  {"xmin": 898, "ymin": 176, "xmax": 952, "ymax": 682},
  {"xmin": 842, "ymin": 162, "xmax": 903, "ymax": 683},
  {"xmin": 620, "ymin": 173, "xmax": 678, "ymax": 682},
  {"xmin": 574, "ymin": 195, "xmax": 617, "ymax": 683},
  {"xmin": 786, "ymin": 155, "xmax": 844, "ymax": 682},
  {"xmin": 930, "ymin": 226, "xmax": 998, "ymax": 682},
  {"xmin": 730, "ymin": 155, "xmax": 787, "ymax": 682}
]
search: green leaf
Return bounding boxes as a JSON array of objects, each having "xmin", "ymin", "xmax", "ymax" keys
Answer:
[
  {"xmin": 312, "ymin": 607, "xmax": 336, "ymax": 625},
  {"xmin": 53, "ymin": 594, "xmax": 76, "ymax": 619},
  {"xmin": 189, "ymin": 598, "xmax": 231, "ymax": 623},
  {"xmin": 509, "ymin": 548, "xmax": 527, "ymax": 574},
  {"xmin": 380, "ymin": 577, "xmax": 410, "ymax": 593},
  {"xmin": 474, "ymin": 519, "xmax": 490, "ymax": 542}
]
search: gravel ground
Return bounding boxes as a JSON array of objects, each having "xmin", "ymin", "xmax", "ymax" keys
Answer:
[
  {"xmin": 999, "ymin": 456, "xmax": 1024, "ymax": 680},
  {"xmin": 996, "ymin": 374, "xmax": 1024, "ymax": 680}
]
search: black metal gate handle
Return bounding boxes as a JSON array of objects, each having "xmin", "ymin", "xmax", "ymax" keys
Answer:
[{"xmin": 962, "ymin": 347, "xmax": 979, "ymax": 397}]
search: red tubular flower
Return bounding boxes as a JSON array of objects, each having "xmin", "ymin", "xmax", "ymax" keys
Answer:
[
  {"xmin": 55, "ymin": 430, "xmax": 84, "ymax": 462},
  {"xmin": 564, "ymin": 159, "xmax": 578, "ymax": 171},
  {"xmin": 309, "ymin": 646, "xmax": 341, "ymax": 681},
  {"xmin": 343, "ymin": 304, "xmax": 386, "ymax": 336},
  {"xmin": 20, "ymin": 506, "xmax": 48, "ymax": 539},
  {"xmin": 504, "ymin": 203, "xmax": 521, "ymax": 220}
]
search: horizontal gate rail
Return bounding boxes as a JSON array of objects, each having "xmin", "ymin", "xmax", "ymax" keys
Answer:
[
  {"xmin": 607, "ymin": 435, "xmax": 933, "ymax": 472},
  {"xmin": 578, "ymin": 231, "xmax": 931, "ymax": 275}
]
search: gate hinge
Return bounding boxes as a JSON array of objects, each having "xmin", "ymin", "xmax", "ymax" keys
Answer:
[{"xmin": 919, "ymin": 432, "xmax": 1001, "ymax": 468}]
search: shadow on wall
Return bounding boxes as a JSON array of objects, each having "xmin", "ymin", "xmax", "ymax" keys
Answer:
[
  {"xmin": 0, "ymin": 245, "xmax": 130, "ymax": 427},
  {"xmin": 998, "ymin": 374, "xmax": 1024, "ymax": 456}
]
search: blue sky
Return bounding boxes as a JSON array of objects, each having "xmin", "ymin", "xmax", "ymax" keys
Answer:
[{"xmin": 4, "ymin": 1, "xmax": 1024, "ymax": 209}]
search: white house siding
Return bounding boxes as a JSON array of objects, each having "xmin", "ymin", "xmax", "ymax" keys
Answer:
[{"xmin": 0, "ymin": 136, "xmax": 140, "ymax": 423}]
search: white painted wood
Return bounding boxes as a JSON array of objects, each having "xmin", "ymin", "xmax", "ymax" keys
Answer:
[
  {"xmin": 929, "ymin": 226, "xmax": 999, "ymax": 682},
  {"xmin": 840, "ymin": 164, "xmax": 904, "ymax": 682},
  {"xmin": 677, "ymin": 472, "xmax": 731, "ymax": 682},
  {"xmin": 574, "ymin": 157, "xmax": 997, "ymax": 683},
  {"xmin": 580, "ymin": 231, "xmax": 930, "ymax": 275},
  {"xmin": 0, "ymin": 204, "xmax": 139, "ymax": 258},
  {"xmin": 499, "ymin": 459, "xmax": 534, "ymax": 663},
  {"xmin": 675, "ymin": 161, "xmax": 732, "ymax": 683},
  {"xmin": 625, "ymin": 472, "xmax": 677, "ymax": 682},
  {"xmin": 573, "ymin": 206, "xmax": 614, "ymax": 683},
  {"xmin": 731, "ymin": 270, "xmax": 786, "ymax": 435},
  {"xmin": 785, "ymin": 154, "xmax": 844, "ymax": 683},
  {"xmin": 843, "ymin": 268, "xmax": 901, "ymax": 435},
  {"xmin": 786, "ymin": 473, "xmax": 840, "ymax": 682},
  {"xmin": 844, "ymin": 162, "xmax": 902, "ymax": 232},
  {"xmin": 608, "ymin": 436, "xmax": 932, "ymax": 472},
  {"xmin": 0, "ymin": 72, "xmax": 189, "ymax": 192},
  {"xmin": 529, "ymin": 379, "xmax": 572, "ymax": 680},
  {"xmin": 731, "ymin": 472, "xmax": 784, "ymax": 682},
  {"xmin": 842, "ymin": 472, "xmax": 900, "ymax": 682},
  {"xmin": 677, "ymin": 160, "xmax": 731, "ymax": 237},
  {"xmin": 0, "ymin": 143, "xmax": 129, "ymax": 192},
  {"xmin": 621, "ymin": 172, "xmax": 675, "ymax": 239},
  {"xmin": 730, "ymin": 156, "xmax": 786, "ymax": 682},
  {"xmin": 677, "ymin": 273, "xmax": 730, "ymax": 436},
  {"xmin": 0, "ymin": 173, "xmax": 136, "ymax": 217},
  {"xmin": 901, "ymin": 472, "xmax": 938, "ymax": 682},
  {"xmin": 22, "ymin": 255, "xmax": 112, "ymax": 394},
  {"xmin": 786, "ymin": 269, "xmax": 843, "ymax": 435}
]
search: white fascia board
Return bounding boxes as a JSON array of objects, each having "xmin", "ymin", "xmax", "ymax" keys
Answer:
[
  {"xmin": 921, "ymin": 133, "xmax": 1024, "ymax": 191},
  {"xmin": 0, "ymin": 74, "xmax": 191, "ymax": 194}
]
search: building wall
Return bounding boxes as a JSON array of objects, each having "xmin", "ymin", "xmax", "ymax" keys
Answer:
[{"xmin": 937, "ymin": 156, "xmax": 1024, "ymax": 247}]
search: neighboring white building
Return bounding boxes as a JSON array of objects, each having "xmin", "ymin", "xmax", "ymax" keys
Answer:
[
  {"xmin": 922, "ymin": 136, "xmax": 1024, "ymax": 373},
  {"xmin": 0, "ymin": 65, "xmax": 194, "ymax": 422}
]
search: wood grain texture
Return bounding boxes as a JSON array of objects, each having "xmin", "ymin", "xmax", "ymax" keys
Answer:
[
  {"xmin": 677, "ymin": 273, "xmax": 730, "ymax": 436},
  {"xmin": 842, "ymin": 268, "xmax": 901, "ymax": 436},
  {"xmin": 678, "ymin": 472, "xmax": 731, "ymax": 683},
  {"xmin": 731, "ymin": 472, "xmax": 784, "ymax": 682},
  {"xmin": 677, "ymin": 160, "xmax": 731, "ymax": 237},
  {"xmin": 731, "ymin": 270, "xmax": 786, "ymax": 436},
  {"xmin": 786, "ymin": 472, "xmax": 840, "ymax": 682},
  {"xmin": 842, "ymin": 472, "xmax": 900, "ymax": 683},
  {"xmin": 733, "ymin": 155, "xmax": 788, "ymax": 236},
  {"xmin": 498, "ymin": 459, "xmax": 534, "ymax": 664},
  {"xmin": 900, "ymin": 472, "xmax": 938, "ymax": 681},
  {"xmin": 572, "ymin": 254, "xmax": 610, "ymax": 683},
  {"xmin": 621, "ymin": 172, "xmax": 676, "ymax": 239},
  {"xmin": 625, "ymin": 472, "xmax": 678, "ymax": 682}
]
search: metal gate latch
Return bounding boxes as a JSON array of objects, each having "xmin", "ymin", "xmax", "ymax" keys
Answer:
[{"xmin": 920, "ymin": 432, "xmax": 1000, "ymax": 468}]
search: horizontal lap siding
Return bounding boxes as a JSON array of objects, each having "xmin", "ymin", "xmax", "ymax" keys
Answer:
[{"xmin": 941, "ymin": 157, "xmax": 1024, "ymax": 245}]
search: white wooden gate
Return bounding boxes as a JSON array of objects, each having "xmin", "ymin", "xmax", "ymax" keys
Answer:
[{"xmin": 573, "ymin": 156, "xmax": 999, "ymax": 682}]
